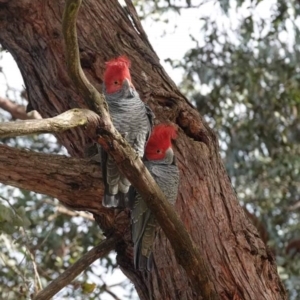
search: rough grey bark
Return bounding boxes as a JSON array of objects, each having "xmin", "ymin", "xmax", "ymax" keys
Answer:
[{"xmin": 0, "ymin": 1, "xmax": 286, "ymax": 299}]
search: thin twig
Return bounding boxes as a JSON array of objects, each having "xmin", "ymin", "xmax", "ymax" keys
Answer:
[
  {"xmin": 23, "ymin": 230, "xmax": 43, "ymax": 292},
  {"xmin": 101, "ymin": 284, "xmax": 122, "ymax": 300},
  {"xmin": 40, "ymin": 198, "xmax": 95, "ymax": 221},
  {"xmin": 0, "ymin": 196, "xmax": 42, "ymax": 292},
  {"xmin": 0, "ymin": 97, "xmax": 41, "ymax": 120},
  {"xmin": 32, "ymin": 236, "xmax": 117, "ymax": 300},
  {"xmin": 47, "ymin": 205, "xmax": 94, "ymax": 221}
]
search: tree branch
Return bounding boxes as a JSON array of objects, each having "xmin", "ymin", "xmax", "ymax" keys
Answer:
[
  {"xmin": 0, "ymin": 144, "xmax": 104, "ymax": 214},
  {"xmin": 62, "ymin": 0, "xmax": 109, "ymax": 117},
  {"xmin": 62, "ymin": 0, "xmax": 217, "ymax": 298},
  {"xmin": 33, "ymin": 236, "xmax": 117, "ymax": 300},
  {"xmin": 0, "ymin": 1, "xmax": 217, "ymax": 297},
  {"xmin": 0, "ymin": 108, "xmax": 98, "ymax": 138},
  {"xmin": 0, "ymin": 96, "xmax": 41, "ymax": 120},
  {"xmin": 43, "ymin": 199, "xmax": 95, "ymax": 222}
]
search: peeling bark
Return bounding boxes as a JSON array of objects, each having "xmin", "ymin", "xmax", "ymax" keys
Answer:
[{"xmin": 0, "ymin": 1, "xmax": 286, "ymax": 299}]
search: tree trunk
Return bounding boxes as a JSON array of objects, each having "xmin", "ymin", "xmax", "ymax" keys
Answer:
[{"xmin": 0, "ymin": 1, "xmax": 286, "ymax": 299}]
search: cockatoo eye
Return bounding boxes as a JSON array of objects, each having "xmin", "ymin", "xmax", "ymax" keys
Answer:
[
  {"xmin": 114, "ymin": 81, "xmax": 119, "ymax": 85},
  {"xmin": 156, "ymin": 149, "xmax": 161, "ymax": 153}
]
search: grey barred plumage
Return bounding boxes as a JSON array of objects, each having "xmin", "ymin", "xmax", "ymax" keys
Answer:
[
  {"xmin": 102, "ymin": 79, "xmax": 154, "ymax": 208},
  {"xmin": 129, "ymin": 153, "xmax": 180, "ymax": 271}
]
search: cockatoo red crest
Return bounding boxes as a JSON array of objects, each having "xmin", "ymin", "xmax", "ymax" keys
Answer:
[
  {"xmin": 145, "ymin": 124, "xmax": 177, "ymax": 160},
  {"xmin": 104, "ymin": 56, "xmax": 133, "ymax": 94}
]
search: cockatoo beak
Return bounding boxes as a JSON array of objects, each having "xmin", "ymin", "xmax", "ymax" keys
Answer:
[
  {"xmin": 165, "ymin": 148, "xmax": 174, "ymax": 164},
  {"xmin": 123, "ymin": 78, "xmax": 135, "ymax": 97}
]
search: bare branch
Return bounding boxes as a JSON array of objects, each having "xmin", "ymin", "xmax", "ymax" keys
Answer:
[
  {"xmin": 0, "ymin": 96, "xmax": 41, "ymax": 120},
  {"xmin": 0, "ymin": 108, "xmax": 99, "ymax": 138},
  {"xmin": 62, "ymin": 0, "xmax": 217, "ymax": 298},
  {"xmin": 62, "ymin": 0, "xmax": 108, "ymax": 117},
  {"xmin": 20, "ymin": 228, "xmax": 43, "ymax": 293},
  {"xmin": 33, "ymin": 237, "xmax": 117, "ymax": 300},
  {"xmin": 0, "ymin": 144, "xmax": 104, "ymax": 214},
  {"xmin": 101, "ymin": 284, "xmax": 122, "ymax": 300},
  {"xmin": 46, "ymin": 203, "xmax": 95, "ymax": 222},
  {"xmin": 287, "ymin": 201, "xmax": 300, "ymax": 211}
]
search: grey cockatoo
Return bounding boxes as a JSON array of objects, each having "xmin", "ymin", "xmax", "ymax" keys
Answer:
[
  {"xmin": 101, "ymin": 55, "xmax": 154, "ymax": 208},
  {"xmin": 129, "ymin": 124, "xmax": 179, "ymax": 271}
]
